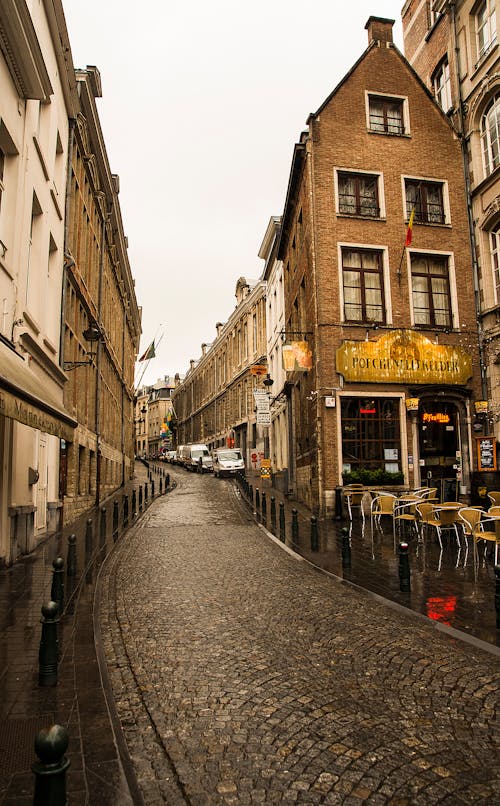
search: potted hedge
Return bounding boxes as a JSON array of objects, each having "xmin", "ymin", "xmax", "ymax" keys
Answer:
[{"xmin": 342, "ymin": 468, "xmax": 404, "ymax": 486}]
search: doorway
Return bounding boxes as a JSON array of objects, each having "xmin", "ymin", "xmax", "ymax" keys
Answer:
[{"xmin": 418, "ymin": 400, "xmax": 460, "ymax": 500}]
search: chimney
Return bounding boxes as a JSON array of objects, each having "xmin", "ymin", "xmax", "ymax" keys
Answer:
[{"xmin": 365, "ymin": 16, "xmax": 394, "ymax": 45}]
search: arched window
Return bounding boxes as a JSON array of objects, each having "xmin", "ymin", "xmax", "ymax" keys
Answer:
[{"xmin": 481, "ymin": 94, "xmax": 500, "ymax": 176}]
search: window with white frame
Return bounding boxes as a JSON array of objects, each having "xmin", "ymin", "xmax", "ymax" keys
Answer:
[
  {"xmin": 405, "ymin": 178, "xmax": 446, "ymax": 224},
  {"xmin": 476, "ymin": 0, "xmax": 497, "ymax": 61},
  {"xmin": 337, "ymin": 171, "xmax": 381, "ymax": 217},
  {"xmin": 490, "ymin": 222, "xmax": 500, "ymax": 300},
  {"xmin": 341, "ymin": 247, "xmax": 386, "ymax": 324},
  {"xmin": 368, "ymin": 94, "xmax": 405, "ymax": 135},
  {"xmin": 410, "ymin": 253, "xmax": 452, "ymax": 328},
  {"xmin": 433, "ymin": 57, "xmax": 452, "ymax": 112},
  {"xmin": 481, "ymin": 93, "xmax": 500, "ymax": 176}
]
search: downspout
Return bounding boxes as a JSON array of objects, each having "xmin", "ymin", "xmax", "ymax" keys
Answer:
[
  {"xmin": 60, "ymin": 117, "xmax": 76, "ymax": 365},
  {"xmin": 450, "ymin": 1, "xmax": 488, "ymax": 403},
  {"xmin": 305, "ymin": 127, "xmax": 324, "ymax": 516},
  {"xmin": 95, "ymin": 209, "xmax": 106, "ymax": 506}
]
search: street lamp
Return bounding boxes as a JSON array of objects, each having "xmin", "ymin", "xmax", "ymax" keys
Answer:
[{"xmin": 63, "ymin": 323, "xmax": 102, "ymax": 371}]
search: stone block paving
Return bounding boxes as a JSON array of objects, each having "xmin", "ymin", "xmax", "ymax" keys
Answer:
[{"xmin": 99, "ymin": 470, "xmax": 500, "ymax": 804}]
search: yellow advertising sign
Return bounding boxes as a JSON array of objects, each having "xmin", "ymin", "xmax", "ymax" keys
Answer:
[
  {"xmin": 282, "ymin": 341, "xmax": 313, "ymax": 372},
  {"xmin": 336, "ymin": 330, "xmax": 472, "ymax": 386}
]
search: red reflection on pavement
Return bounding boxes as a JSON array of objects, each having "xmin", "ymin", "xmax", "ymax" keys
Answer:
[{"xmin": 426, "ymin": 596, "xmax": 457, "ymax": 626}]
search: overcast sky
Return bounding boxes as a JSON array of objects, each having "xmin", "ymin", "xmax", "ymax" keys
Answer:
[{"xmin": 63, "ymin": 2, "xmax": 403, "ymax": 387}]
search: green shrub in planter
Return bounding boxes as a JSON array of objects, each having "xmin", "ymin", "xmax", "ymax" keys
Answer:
[{"xmin": 342, "ymin": 468, "xmax": 404, "ymax": 486}]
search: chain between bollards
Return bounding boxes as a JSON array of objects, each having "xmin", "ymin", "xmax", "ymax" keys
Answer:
[{"xmin": 399, "ymin": 542, "xmax": 411, "ymax": 592}]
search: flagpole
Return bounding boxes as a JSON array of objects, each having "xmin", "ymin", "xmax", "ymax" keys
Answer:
[{"xmin": 134, "ymin": 327, "xmax": 165, "ymax": 391}]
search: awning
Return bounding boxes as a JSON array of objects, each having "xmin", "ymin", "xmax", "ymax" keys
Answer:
[{"xmin": 0, "ymin": 342, "xmax": 76, "ymax": 441}]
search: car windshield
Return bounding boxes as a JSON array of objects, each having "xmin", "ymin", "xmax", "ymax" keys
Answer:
[
  {"xmin": 192, "ymin": 449, "xmax": 208, "ymax": 459},
  {"xmin": 218, "ymin": 450, "xmax": 241, "ymax": 461}
]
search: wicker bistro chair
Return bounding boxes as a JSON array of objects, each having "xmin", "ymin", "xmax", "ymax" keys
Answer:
[
  {"xmin": 393, "ymin": 495, "xmax": 422, "ymax": 542},
  {"xmin": 370, "ymin": 493, "xmax": 397, "ymax": 535},
  {"xmin": 416, "ymin": 502, "xmax": 461, "ymax": 550},
  {"xmin": 460, "ymin": 508, "xmax": 500, "ymax": 566},
  {"xmin": 343, "ymin": 485, "xmax": 366, "ymax": 522},
  {"xmin": 487, "ymin": 491, "xmax": 500, "ymax": 507}
]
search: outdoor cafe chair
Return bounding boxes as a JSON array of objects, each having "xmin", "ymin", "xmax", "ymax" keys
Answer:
[
  {"xmin": 416, "ymin": 502, "xmax": 461, "ymax": 550},
  {"xmin": 460, "ymin": 508, "xmax": 500, "ymax": 566},
  {"xmin": 344, "ymin": 486, "xmax": 365, "ymax": 522},
  {"xmin": 487, "ymin": 491, "xmax": 500, "ymax": 507},
  {"xmin": 370, "ymin": 493, "xmax": 397, "ymax": 535},
  {"xmin": 393, "ymin": 495, "xmax": 421, "ymax": 542}
]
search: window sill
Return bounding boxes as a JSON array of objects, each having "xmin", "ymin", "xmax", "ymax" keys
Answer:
[
  {"xmin": 406, "ymin": 220, "xmax": 451, "ymax": 229},
  {"xmin": 367, "ymin": 130, "xmax": 411, "ymax": 139},
  {"xmin": 337, "ymin": 213, "xmax": 386, "ymax": 222},
  {"xmin": 474, "ymin": 40, "xmax": 498, "ymax": 73}
]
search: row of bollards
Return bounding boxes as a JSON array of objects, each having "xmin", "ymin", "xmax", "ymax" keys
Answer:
[{"xmin": 34, "ymin": 470, "xmax": 173, "ymax": 802}]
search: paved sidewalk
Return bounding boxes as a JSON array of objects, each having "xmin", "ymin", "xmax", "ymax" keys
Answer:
[
  {"xmin": 0, "ymin": 460, "xmax": 166, "ymax": 804},
  {"xmin": 98, "ymin": 469, "xmax": 500, "ymax": 804}
]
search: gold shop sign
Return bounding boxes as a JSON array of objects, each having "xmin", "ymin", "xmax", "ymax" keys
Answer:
[{"xmin": 336, "ymin": 330, "xmax": 472, "ymax": 385}]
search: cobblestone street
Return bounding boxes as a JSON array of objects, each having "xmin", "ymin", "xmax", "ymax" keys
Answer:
[{"xmin": 98, "ymin": 468, "xmax": 500, "ymax": 804}]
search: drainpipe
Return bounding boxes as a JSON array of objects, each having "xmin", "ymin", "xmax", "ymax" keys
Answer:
[
  {"xmin": 60, "ymin": 118, "xmax": 76, "ymax": 365},
  {"xmin": 95, "ymin": 210, "xmax": 106, "ymax": 506},
  {"xmin": 305, "ymin": 129, "xmax": 324, "ymax": 515}
]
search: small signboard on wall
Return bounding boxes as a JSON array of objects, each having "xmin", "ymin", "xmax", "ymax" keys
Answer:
[{"xmin": 476, "ymin": 436, "xmax": 497, "ymax": 471}]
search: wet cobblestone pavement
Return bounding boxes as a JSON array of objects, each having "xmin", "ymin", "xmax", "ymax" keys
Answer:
[{"xmin": 99, "ymin": 467, "xmax": 500, "ymax": 804}]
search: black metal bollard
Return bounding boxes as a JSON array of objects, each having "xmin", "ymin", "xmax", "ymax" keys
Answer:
[
  {"xmin": 495, "ymin": 565, "xmax": 500, "ymax": 629},
  {"xmin": 50, "ymin": 558, "xmax": 64, "ymax": 613},
  {"xmin": 112, "ymin": 500, "xmax": 119, "ymax": 542},
  {"xmin": 132, "ymin": 488, "xmax": 137, "ymax": 517},
  {"xmin": 399, "ymin": 542, "xmax": 411, "ymax": 592},
  {"xmin": 334, "ymin": 486, "xmax": 344, "ymax": 521},
  {"xmin": 310, "ymin": 517, "xmax": 319, "ymax": 551},
  {"xmin": 85, "ymin": 518, "xmax": 93, "ymax": 561},
  {"xmin": 151, "ymin": 479, "xmax": 155, "ymax": 497},
  {"xmin": 255, "ymin": 488, "xmax": 260, "ymax": 517},
  {"xmin": 279, "ymin": 501, "xmax": 286, "ymax": 542},
  {"xmin": 32, "ymin": 724, "xmax": 70, "ymax": 805},
  {"xmin": 249, "ymin": 484, "xmax": 253, "ymax": 508},
  {"xmin": 166, "ymin": 473, "xmax": 170, "ymax": 489},
  {"xmin": 261, "ymin": 492, "xmax": 267, "ymax": 526},
  {"xmin": 67, "ymin": 534, "xmax": 77, "ymax": 577},
  {"xmin": 270, "ymin": 496, "xmax": 276, "ymax": 534},
  {"xmin": 159, "ymin": 477, "xmax": 163, "ymax": 495},
  {"xmin": 123, "ymin": 494, "xmax": 129, "ymax": 528},
  {"xmin": 138, "ymin": 485, "xmax": 143, "ymax": 512},
  {"xmin": 292, "ymin": 508, "xmax": 299, "ymax": 544},
  {"xmin": 99, "ymin": 506, "xmax": 107, "ymax": 548},
  {"xmin": 144, "ymin": 482, "xmax": 149, "ymax": 504},
  {"xmin": 341, "ymin": 526, "xmax": 352, "ymax": 570},
  {"xmin": 38, "ymin": 601, "xmax": 59, "ymax": 687}
]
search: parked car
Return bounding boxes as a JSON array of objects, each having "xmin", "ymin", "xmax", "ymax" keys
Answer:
[{"xmin": 212, "ymin": 448, "xmax": 245, "ymax": 478}]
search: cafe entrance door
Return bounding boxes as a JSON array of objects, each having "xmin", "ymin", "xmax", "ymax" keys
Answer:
[{"xmin": 418, "ymin": 400, "xmax": 461, "ymax": 500}]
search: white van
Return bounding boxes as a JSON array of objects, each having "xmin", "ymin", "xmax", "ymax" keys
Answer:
[
  {"xmin": 212, "ymin": 448, "xmax": 245, "ymax": 478},
  {"xmin": 183, "ymin": 443, "xmax": 212, "ymax": 472}
]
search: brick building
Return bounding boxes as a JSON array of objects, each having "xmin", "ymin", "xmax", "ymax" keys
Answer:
[
  {"xmin": 278, "ymin": 16, "xmax": 482, "ymax": 514},
  {"xmin": 402, "ymin": 0, "xmax": 500, "ymax": 456},
  {"xmin": 173, "ymin": 276, "xmax": 268, "ymax": 463},
  {"xmin": 61, "ymin": 66, "xmax": 141, "ymax": 523}
]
